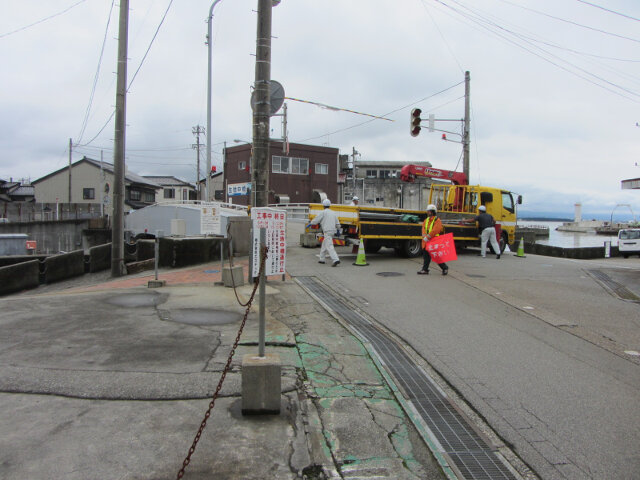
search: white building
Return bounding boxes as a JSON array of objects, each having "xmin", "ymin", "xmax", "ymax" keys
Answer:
[{"xmin": 143, "ymin": 176, "xmax": 195, "ymax": 203}]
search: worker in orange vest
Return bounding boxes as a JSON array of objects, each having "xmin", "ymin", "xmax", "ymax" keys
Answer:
[{"xmin": 417, "ymin": 204, "xmax": 449, "ymax": 276}]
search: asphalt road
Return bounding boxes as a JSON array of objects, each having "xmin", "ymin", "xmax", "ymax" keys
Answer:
[{"xmin": 286, "ymin": 223, "xmax": 640, "ymax": 480}]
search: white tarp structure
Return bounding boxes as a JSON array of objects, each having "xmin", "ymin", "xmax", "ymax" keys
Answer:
[{"xmin": 124, "ymin": 202, "xmax": 247, "ymax": 238}]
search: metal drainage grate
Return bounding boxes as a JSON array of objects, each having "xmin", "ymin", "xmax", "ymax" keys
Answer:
[
  {"xmin": 297, "ymin": 276, "xmax": 516, "ymax": 480},
  {"xmin": 587, "ymin": 269, "xmax": 640, "ymax": 302},
  {"xmin": 376, "ymin": 271, "xmax": 404, "ymax": 277}
]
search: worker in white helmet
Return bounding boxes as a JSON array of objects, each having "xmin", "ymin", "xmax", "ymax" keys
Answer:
[
  {"xmin": 474, "ymin": 205, "xmax": 501, "ymax": 259},
  {"xmin": 417, "ymin": 204, "xmax": 449, "ymax": 276},
  {"xmin": 307, "ymin": 199, "xmax": 341, "ymax": 266},
  {"xmin": 349, "ymin": 196, "xmax": 359, "ymax": 206}
]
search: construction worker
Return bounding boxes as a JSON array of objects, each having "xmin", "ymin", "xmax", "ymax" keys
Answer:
[
  {"xmin": 475, "ymin": 205, "xmax": 501, "ymax": 259},
  {"xmin": 349, "ymin": 196, "xmax": 359, "ymax": 206},
  {"xmin": 308, "ymin": 199, "xmax": 341, "ymax": 266},
  {"xmin": 417, "ymin": 204, "xmax": 448, "ymax": 276}
]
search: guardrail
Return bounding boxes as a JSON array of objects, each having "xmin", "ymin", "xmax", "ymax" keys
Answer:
[{"xmin": 268, "ymin": 203, "xmax": 309, "ymax": 222}]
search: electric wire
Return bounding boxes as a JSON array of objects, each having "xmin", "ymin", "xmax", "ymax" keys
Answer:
[
  {"xmin": 77, "ymin": 0, "xmax": 116, "ymax": 144},
  {"xmin": 79, "ymin": 0, "xmax": 176, "ymax": 148},
  {"xmin": 432, "ymin": 0, "xmax": 640, "ymax": 101},
  {"xmin": 0, "ymin": 0, "xmax": 88, "ymax": 39},
  {"xmin": 296, "ymin": 82, "xmax": 464, "ymax": 143},
  {"xmin": 575, "ymin": 0, "xmax": 640, "ymax": 23},
  {"xmin": 418, "ymin": 0, "xmax": 465, "ymax": 74},
  {"xmin": 494, "ymin": 0, "xmax": 640, "ymax": 44}
]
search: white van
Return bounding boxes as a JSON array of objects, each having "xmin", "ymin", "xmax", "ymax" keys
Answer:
[{"xmin": 618, "ymin": 228, "xmax": 640, "ymax": 258}]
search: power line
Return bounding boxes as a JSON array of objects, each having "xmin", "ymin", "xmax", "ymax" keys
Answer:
[
  {"xmin": 79, "ymin": 0, "xmax": 176, "ymax": 147},
  {"xmin": 0, "ymin": 0, "xmax": 88, "ymax": 39},
  {"xmin": 433, "ymin": 0, "xmax": 640, "ymax": 101},
  {"xmin": 575, "ymin": 0, "xmax": 640, "ymax": 23},
  {"xmin": 297, "ymin": 82, "xmax": 464, "ymax": 143},
  {"xmin": 77, "ymin": 0, "xmax": 116, "ymax": 144}
]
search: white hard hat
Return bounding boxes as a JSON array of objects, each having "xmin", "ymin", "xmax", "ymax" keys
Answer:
[
  {"xmin": 426, "ymin": 204, "xmax": 437, "ymax": 212},
  {"xmin": 352, "ymin": 196, "xmax": 359, "ymax": 201},
  {"xmin": 322, "ymin": 199, "xmax": 331, "ymax": 207},
  {"xmin": 479, "ymin": 205, "xmax": 486, "ymax": 211}
]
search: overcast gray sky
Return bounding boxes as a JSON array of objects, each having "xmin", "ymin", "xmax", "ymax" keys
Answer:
[{"xmin": 1, "ymin": 0, "xmax": 639, "ymax": 217}]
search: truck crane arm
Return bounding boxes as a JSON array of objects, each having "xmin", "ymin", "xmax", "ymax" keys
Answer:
[{"xmin": 399, "ymin": 165, "xmax": 468, "ymax": 186}]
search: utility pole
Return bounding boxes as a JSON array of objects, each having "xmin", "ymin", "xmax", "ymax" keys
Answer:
[
  {"xmin": 192, "ymin": 125, "xmax": 205, "ymax": 199},
  {"xmin": 68, "ymin": 138, "xmax": 73, "ymax": 204},
  {"xmin": 463, "ymin": 70, "xmax": 470, "ymax": 181},
  {"xmin": 351, "ymin": 147, "xmax": 359, "ymax": 197},
  {"xmin": 111, "ymin": 0, "xmax": 129, "ymax": 277},
  {"xmin": 252, "ymin": 0, "xmax": 272, "ymax": 208}
]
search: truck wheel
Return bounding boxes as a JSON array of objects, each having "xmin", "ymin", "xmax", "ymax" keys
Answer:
[{"xmin": 398, "ymin": 239, "xmax": 422, "ymax": 258}]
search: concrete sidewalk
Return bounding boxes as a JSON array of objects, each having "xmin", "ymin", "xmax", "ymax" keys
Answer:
[{"xmin": 0, "ymin": 261, "xmax": 446, "ymax": 479}]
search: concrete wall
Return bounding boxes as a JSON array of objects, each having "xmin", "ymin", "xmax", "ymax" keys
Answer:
[
  {"xmin": 88, "ymin": 243, "xmax": 111, "ymax": 273},
  {"xmin": 0, "ymin": 219, "xmax": 89, "ymax": 254},
  {"xmin": 42, "ymin": 250, "xmax": 85, "ymax": 284},
  {"xmin": 0, "ymin": 260, "xmax": 40, "ymax": 296},
  {"xmin": 523, "ymin": 242, "xmax": 619, "ymax": 259}
]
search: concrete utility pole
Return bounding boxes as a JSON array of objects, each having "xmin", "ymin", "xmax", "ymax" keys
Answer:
[
  {"xmin": 206, "ymin": 0, "xmax": 223, "ymax": 203},
  {"xmin": 252, "ymin": 0, "xmax": 273, "ymax": 208},
  {"xmin": 463, "ymin": 70, "xmax": 470, "ymax": 181},
  {"xmin": 68, "ymin": 138, "xmax": 73, "ymax": 204},
  {"xmin": 192, "ymin": 125, "xmax": 205, "ymax": 199},
  {"xmin": 111, "ymin": 0, "xmax": 129, "ymax": 277}
]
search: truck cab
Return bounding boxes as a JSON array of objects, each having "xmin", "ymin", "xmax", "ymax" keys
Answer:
[{"xmin": 429, "ymin": 184, "xmax": 520, "ymax": 252}]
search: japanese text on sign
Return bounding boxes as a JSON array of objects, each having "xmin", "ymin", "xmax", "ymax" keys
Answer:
[{"xmin": 251, "ymin": 208, "xmax": 287, "ymax": 277}]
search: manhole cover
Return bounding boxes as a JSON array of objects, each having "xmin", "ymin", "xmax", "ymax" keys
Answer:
[
  {"xmin": 105, "ymin": 293, "xmax": 166, "ymax": 308},
  {"xmin": 376, "ymin": 272, "xmax": 404, "ymax": 277},
  {"xmin": 170, "ymin": 309, "xmax": 241, "ymax": 326}
]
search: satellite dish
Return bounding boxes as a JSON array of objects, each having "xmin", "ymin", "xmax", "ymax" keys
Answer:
[{"xmin": 251, "ymin": 80, "xmax": 285, "ymax": 116}]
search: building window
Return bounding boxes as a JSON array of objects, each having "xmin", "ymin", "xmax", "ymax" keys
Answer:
[
  {"xmin": 366, "ymin": 170, "xmax": 377, "ymax": 178},
  {"xmin": 380, "ymin": 170, "xmax": 391, "ymax": 179},
  {"xmin": 239, "ymin": 161, "xmax": 246, "ymax": 170},
  {"xmin": 273, "ymin": 156, "xmax": 309, "ymax": 175},
  {"xmin": 130, "ymin": 190, "xmax": 141, "ymax": 201},
  {"xmin": 144, "ymin": 192, "xmax": 155, "ymax": 202},
  {"xmin": 164, "ymin": 188, "xmax": 175, "ymax": 199},
  {"xmin": 83, "ymin": 188, "xmax": 95, "ymax": 200},
  {"xmin": 315, "ymin": 163, "xmax": 328, "ymax": 175}
]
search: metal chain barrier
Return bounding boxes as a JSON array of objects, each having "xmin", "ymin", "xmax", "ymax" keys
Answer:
[{"xmin": 176, "ymin": 243, "xmax": 268, "ymax": 480}]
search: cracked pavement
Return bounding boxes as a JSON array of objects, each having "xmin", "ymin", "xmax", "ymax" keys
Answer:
[{"xmin": 0, "ymin": 265, "xmax": 446, "ymax": 479}]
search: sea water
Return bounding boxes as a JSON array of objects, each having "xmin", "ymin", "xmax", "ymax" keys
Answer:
[{"xmin": 519, "ymin": 221, "xmax": 619, "ymax": 249}]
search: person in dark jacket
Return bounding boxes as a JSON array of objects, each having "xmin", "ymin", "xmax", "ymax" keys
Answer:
[{"xmin": 475, "ymin": 205, "xmax": 501, "ymax": 259}]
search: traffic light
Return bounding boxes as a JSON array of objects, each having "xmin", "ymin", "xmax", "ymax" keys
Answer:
[{"xmin": 410, "ymin": 108, "xmax": 422, "ymax": 137}]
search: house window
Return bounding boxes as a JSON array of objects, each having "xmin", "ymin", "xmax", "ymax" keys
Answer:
[
  {"xmin": 380, "ymin": 170, "xmax": 391, "ymax": 179},
  {"xmin": 144, "ymin": 192, "xmax": 155, "ymax": 202},
  {"xmin": 366, "ymin": 170, "xmax": 377, "ymax": 178},
  {"xmin": 315, "ymin": 163, "xmax": 328, "ymax": 175},
  {"xmin": 239, "ymin": 161, "xmax": 246, "ymax": 170},
  {"xmin": 130, "ymin": 190, "xmax": 141, "ymax": 201},
  {"xmin": 164, "ymin": 188, "xmax": 175, "ymax": 199},
  {"xmin": 83, "ymin": 188, "xmax": 95, "ymax": 200},
  {"xmin": 273, "ymin": 156, "xmax": 309, "ymax": 175}
]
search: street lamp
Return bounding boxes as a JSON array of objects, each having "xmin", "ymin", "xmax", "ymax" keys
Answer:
[{"xmin": 206, "ymin": 0, "xmax": 223, "ymax": 203}]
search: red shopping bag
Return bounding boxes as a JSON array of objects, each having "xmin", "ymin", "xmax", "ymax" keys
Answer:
[{"xmin": 425, "ymin": 232, "xmax": 457, "ymax": 264}]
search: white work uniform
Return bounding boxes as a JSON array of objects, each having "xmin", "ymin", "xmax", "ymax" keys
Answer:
[
  {"xmin": 480, "ymin": 226, "xmax": 500, "ymax": 257},
  {"xmin": 310, "ymin": 208, "xmax": 341, "ymax": 263}
]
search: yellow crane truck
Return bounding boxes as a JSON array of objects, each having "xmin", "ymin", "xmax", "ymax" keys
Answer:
[{"xmin": 307, "ymin": 165, "xmax": 521, "ymax": 257}]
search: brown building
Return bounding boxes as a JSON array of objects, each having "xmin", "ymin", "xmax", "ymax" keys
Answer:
[{"xmin": 223, "ymin": 141, "xmax": 340, "ymax": 206}]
